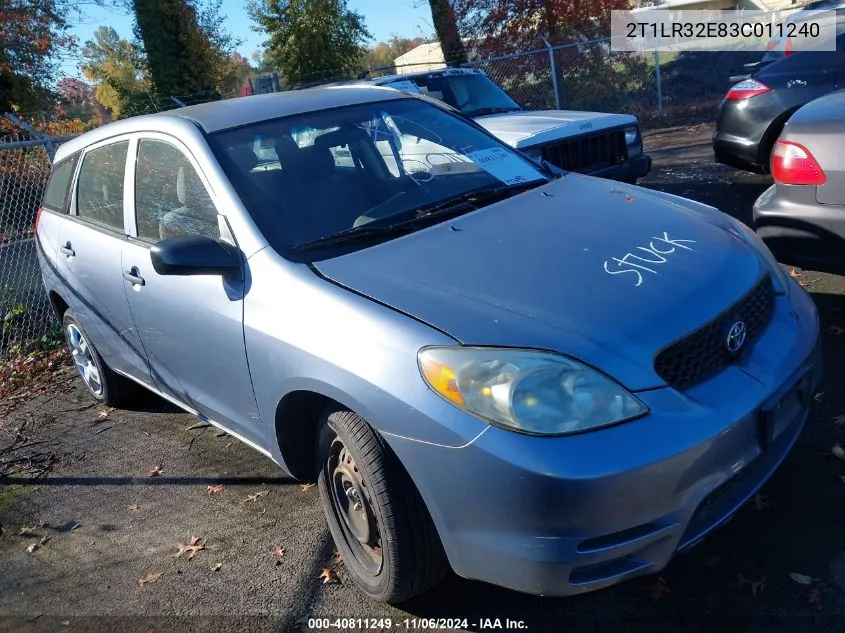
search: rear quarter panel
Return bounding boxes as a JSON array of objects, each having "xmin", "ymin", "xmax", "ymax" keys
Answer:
[{"xmin": 781, "ymin": 99, "xmax": 845, "ymax": 205}]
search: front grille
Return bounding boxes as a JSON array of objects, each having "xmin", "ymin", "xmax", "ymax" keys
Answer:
[
  {"xmin": 654, "ymin": 276, "xmax": 776, "ymax": 391},
  {"xmin": 540, "ymin": 129, "xmax": 627, "ymax": 173}
]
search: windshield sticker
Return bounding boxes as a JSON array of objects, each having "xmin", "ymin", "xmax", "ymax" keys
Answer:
[
  {"xmin": 466, "ymin": 147, "xmax": 544, "ymax": 185},
  {"xmin": 603, "ymin": 233, "xmax": 696, "ymax": 287},
  {"xmin": 385, "ymin": 80, "xmax": 423, "ymax": 94}
]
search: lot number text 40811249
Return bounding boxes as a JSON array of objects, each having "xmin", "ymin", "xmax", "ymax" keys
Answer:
[{"xmin": 305, "ymin": 617, "xmax": 529, "ymax": 629}]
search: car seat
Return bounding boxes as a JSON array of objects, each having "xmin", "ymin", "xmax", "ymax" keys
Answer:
[{"xmin": 159, "ymin": 166, "xmax": 219, "ymax": 240}]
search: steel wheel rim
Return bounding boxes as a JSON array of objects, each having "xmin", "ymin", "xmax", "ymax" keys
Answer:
[
  {"xmin": 328, "ymin": 437, "xmax": 383, "ymax": 576},
  {"xmin": 65, "ymin": 323, "xmax": 103, "ymax": 397}
]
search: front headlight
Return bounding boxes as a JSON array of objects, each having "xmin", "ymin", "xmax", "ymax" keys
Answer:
[
  {"xmin": 418, "ymin": 347, "xmax": 648, "ymax": 436},
  {"xmin": 727, "ymin": 216, "xmax": 791, "ymax": 295},
  {"xmin": 624, "ymin": 125, "xmax": 642, "ymax": 156}
]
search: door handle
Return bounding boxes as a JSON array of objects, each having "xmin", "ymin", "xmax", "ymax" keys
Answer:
[
  {"xmin": 60, "ymin": 242, "xmax": 75, "ymax": 257},
  {"xmin": 123, "ymin": 267, "xmax": 145, "ymax": 286}
]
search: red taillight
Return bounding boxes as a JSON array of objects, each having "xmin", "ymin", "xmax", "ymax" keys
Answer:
[
  {"xmin": 766, "ymin": 38, "xmax": 778, "ymax": 50},
  {"xmin": 35, "ymin": 207, "xmax": 45, "ymax": 233},
  {"xmin": 784, "ymin": 37, "xmax": 793, "ymax": 57},
  {"xmin": 771, "ymin": 140, "xmax": 827, "ymax": 185},
  {"xmin": 725, "ymin": 78, "xmax": 771, "ymax": 100}
]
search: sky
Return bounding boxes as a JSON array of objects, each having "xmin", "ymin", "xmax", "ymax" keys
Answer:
[{"xmin": 63, "ymin": 0, "xmax": 434, "ymax": 78}]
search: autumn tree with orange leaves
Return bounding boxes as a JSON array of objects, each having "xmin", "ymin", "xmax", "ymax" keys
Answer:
[
  {"xmin": 0, "ymin": 0, "xmax": 75, "ymax": 114},
  {"xmin": 453, "ymin": 0, "xmax": 631, "ymax": 54}
]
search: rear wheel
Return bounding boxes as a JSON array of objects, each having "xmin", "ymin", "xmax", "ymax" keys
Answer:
[
  {"xmin": 62, "ymin": 311, "xmax": 138, "ymax": 406},
  {"xmin": 316, "ymin": 407, "xmax": 447, "ymax": 603}
]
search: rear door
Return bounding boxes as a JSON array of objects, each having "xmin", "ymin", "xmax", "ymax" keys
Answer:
[
  {"xmin": 120, "ymin": 134, "xmax": 261, "ymax": 444},
  {"xmin": 54, "ymin": 137, "xmax": 151, "ymax": 383}
]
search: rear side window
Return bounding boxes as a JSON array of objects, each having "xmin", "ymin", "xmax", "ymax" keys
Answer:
[
  {"xmin": 76, "ymin": 141, "xmax": 129, "ymax": 232},
  {"xmin": 42, "ymin": 153, "xmax": 80, "ymax": 212}
]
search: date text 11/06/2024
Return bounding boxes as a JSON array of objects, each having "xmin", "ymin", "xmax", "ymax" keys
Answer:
[{"xmin": 305, "ymin": 618, "xmax": 529, "ymax": 630}]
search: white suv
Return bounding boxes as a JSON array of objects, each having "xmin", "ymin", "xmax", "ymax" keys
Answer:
[{"xmin": 360, "ymin": 67, "xmax": 651, "ymax": 183}]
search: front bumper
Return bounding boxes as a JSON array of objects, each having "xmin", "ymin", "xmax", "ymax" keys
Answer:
[
  {"xmin": 754, "ymin": 184, "xmax": 845, "ymax": 274},
  {"xmin": 384, "ymin": 283, "xmax": 820, "ymax": 596},
  {"xmin": 585, "ymin": 153, "xmax": 651, "ymax": 182}
]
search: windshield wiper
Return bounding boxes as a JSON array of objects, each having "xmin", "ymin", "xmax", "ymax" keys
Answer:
[
  {"xmin": 291, "ymin": 180, "xmax": 545, "ymax": 252},
  {"xmin": 464, "ymin": 106, "xmax": 522, "ymax": 117}
]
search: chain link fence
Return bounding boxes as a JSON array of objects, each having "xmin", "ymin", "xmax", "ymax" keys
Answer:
[
  {"xmin": 0, "ymin": 129, "xmax": 76, "ymax": 359},
  {"xmin": 464, "ymin": 39, "xmax": 764, "ymax": 126}
]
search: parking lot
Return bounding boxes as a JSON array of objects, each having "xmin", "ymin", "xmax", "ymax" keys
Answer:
[{"xmin": 3, "ymin": 121, "xmax": 845, "ymax": 632}]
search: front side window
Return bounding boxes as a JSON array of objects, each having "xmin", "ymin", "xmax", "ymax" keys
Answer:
[
  {"xmin": 134, "ymin": 139, "xmax": 220, "ymax": 242},
  {"xmin": 208, "ymin": 97, "xmax": 548, "ymax": 255},
  {"xmin": 76, "ymin": 141, "xmax": 128, "ymax": 232},
  {"xmin": 42, "ymin": 153, "xmax": 80, "ymax": 213}
]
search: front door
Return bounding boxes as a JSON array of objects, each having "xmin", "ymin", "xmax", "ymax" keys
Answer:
[{"xmin": 120, "ymin": 136, "xmax": 262, "ymax": 445}]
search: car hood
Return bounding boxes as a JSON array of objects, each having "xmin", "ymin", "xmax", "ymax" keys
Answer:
[
  {"xmin": 313, "ymin": 175, "xmax": 767, "ymax": 390},
  {"xmin": 475, "ymin": 110, "xmax": 637, "ymax": 149}
]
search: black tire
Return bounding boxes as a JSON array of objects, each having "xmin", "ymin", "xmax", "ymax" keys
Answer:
[
  {"xmin": 62, "ymin": 311, "xmax": 138, "ymax": 407},
  {"xmin": 316, "ymin": 407, "xmax": 448, "ymax": 603}
]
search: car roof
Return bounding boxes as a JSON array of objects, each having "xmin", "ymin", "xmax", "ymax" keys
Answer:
[{"xmin": 54, "ymin": 85, "xmax": 407, "ymax": 162}]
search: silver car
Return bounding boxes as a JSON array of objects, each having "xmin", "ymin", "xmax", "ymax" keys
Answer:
[
  {"xmin": 754, "ymin": 89, "xmax": 845, "ymax": 273},
  {"xmin": 37, "ymin": 86, "xmax": 821, "ymax": 602}
]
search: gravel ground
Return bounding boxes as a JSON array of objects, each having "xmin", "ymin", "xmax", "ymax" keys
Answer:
[{"xmin": 3, "ymin": 122, "xmax": 845, "ymax": 633}]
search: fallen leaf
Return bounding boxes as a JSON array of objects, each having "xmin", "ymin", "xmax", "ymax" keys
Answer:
[
  {"xmin": 245, "ymin": 491, "xmax": 269, "ymax": 503},
  {"xmin": 174, "ymin": 536, "xmax": 206, "ymax": 560},
  {"xmin": 300, "ymin": 482, "xmax": 316, "ymax": 492},
  {"xmin": 789, "ymin": 267, "xmax": 801, "ymax": 278},
  {"xmin": 726, "ymin": 574, "xmax": 766, "ymax": 596},
  {"xmin": 98, "ymin": 409, "xmax": 110, "ymax": 418},
  {"xmin": 806, "ymin": 585, "xmax": 822, "ymax": 604},
  {"xmin": 647, "ymin": 576, "xmax": 671, "ymax": 603},
  {"xmin": 38, "ymin": 535, "xmax": 50, "ymax": 546},
  {"xmin": 789, "ymin": 572, "xmax": 815, "ymax": 586},
  {"xmin": 127, "ymin": 504, "xmax": 139, "ymax": 511},
  {"xmin": 138, "ymin": 571, "xmax": 163, "ymax": 586},
  {"xmin": 753, "ymin": 493, "xmax": 770, "ymax": 512},
  {"xmin": 319, "ymin": 567, "xmax": 340, "ymax": 584},
  {"xmin": 148, "ymin": 463, "xmax": 165, "ymax": 477},
  {"xmin": 833, "ymin": 414, "xmax": 845, "ymax": 427},
  {"xmin": 18, "ymin": 526, "xmax": 40, "ymax": 536},
  {"xmin": 333, "ymin": 551, "xmax": 343, "ymax": 565},
  {"xmin": 206, "ymin": 484, "xmax": 223, "ymax": 495},
  {"xmin": 70, "ymin": 523, "xmax": 80, "ymax": 531},
  {"xmin": 272, "ymin": 544, "xmax": 286, "ymax": 563},
  {"xmin": 749, "ymin": 576, "xmax": 767, "ymax": 596},
  {"xmin": 26, "ymin": 542, "xmax": 40, "ymax": 553},
  {"xmin": 211, "ymin": 562, "xmax": 223, "ymax": 572},
  {"xmin": 833, "ymin": 444, "xmax": 845, "ymax": 461},
  {"xmin": 814, "ymin": 392, "xmax": 825, "ymax": 403},
  {"xmin": 828, "ymin": 326, "xmax": 845, "ymax": 336},
  {"xmin": 724, "ymin": 573, "xmax": 765, "ymax": 596}
]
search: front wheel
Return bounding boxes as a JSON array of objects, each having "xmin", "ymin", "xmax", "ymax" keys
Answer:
[{"xmin": 316, "ymin": 408, "xmax": 447, "ymax": 603}]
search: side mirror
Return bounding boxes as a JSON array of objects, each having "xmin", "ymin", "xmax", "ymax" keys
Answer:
[{"xmin": 150, "ymin": 235, "xmax": 241, "ymax": 276}]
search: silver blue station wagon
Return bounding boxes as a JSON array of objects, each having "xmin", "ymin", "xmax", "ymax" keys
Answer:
[{"xmin": 35, "ymin": 85, "xmax": 821, "ymax": 602}]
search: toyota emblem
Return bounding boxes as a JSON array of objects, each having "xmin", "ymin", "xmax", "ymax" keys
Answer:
[{"xmin": 726, "ymin": 321, "xmax": 747, "ymax": 355}]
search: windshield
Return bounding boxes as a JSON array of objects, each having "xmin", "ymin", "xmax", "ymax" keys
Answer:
[
  {"xmin": 208, "ymin": 97, "xmax": 548, "ymax": 254},
  {"xmin": 384, "ymin": 71, "xmax": 521, "ymax": 117}
]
